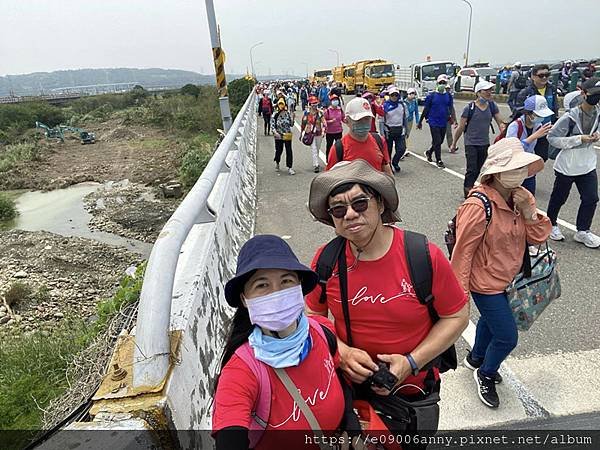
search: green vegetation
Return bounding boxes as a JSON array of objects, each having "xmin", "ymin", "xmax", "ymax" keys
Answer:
[
  {"xmin": 0, "ymin": 263, "xmax": 145, "ymax": 447},
  {"xmin": 179, "ymin": 134, "xmax": 215, "ymax": 187},
  {"xmin": 228, "ymin": 77, "xmax": 256, "ymax": 117},
  {"xmin": 0, "ymin": 142, "xmax": 39, "ymax": 173},
  {"xmin": 0, "ymin": 192, "xmax": 18, "ymax": 221}
]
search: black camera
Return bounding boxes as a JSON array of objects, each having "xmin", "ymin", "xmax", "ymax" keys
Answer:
[{"xmin": 369, "ymin": 362, "xmax": 398, "ymax": 391}]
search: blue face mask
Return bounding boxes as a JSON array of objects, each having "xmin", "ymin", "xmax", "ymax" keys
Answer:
[
  {"xmin": 478, "ymin": 97, "xmax": 489, "ymax": 105},
  {"xmin": 351, "ymin": 121, "xmax": 371, "ymax": 138},
  {"xmin": 248, "ymin": 313, "xmax": 311, "ymax": 368}
]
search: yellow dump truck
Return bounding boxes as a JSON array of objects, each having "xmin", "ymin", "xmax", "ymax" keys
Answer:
[
  {"xmin": 312, "ymin": 69, "xmax": 332, "ymax": 84},
  {"xmin": 354, "ymin": 59, "xmax": 395, "ymax": 94},
  {"xmin": 333, "ymin": 65, "xmax": 345, "ymax": 87},
  {"xmin": 343, "ymin": 65, "xmax": 356, "ymax": 94}
]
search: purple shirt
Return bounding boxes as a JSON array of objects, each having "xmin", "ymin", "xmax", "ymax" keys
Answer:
[{"xmin": 324, "ymin": 107, "xmax": 344, "ymax": 134}]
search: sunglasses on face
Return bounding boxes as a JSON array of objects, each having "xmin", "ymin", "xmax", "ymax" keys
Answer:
[
  {"xmin": 328, "ymin": 196, "xmax": 372, "ymax": 219},
  {"xmin": 535, "ymin": 73, "xmax": 550, "ymax": 78}
]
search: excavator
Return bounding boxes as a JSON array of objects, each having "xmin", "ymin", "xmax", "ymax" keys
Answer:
[
  {"xmin": 59, "ymin": 126, "xmax": 96, "ymax": 144},
  {"xmin": 35, "ymin": 122, "xmax": 96, "ymax": 144}
]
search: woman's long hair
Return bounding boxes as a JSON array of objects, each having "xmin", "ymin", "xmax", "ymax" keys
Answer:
[{"xmin": 212, "ymin": 306, "xmax": 254, "ymax": 395}]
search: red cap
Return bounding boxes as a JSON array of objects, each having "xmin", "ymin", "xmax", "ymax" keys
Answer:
[{"xmin": 308, "ymin": 96, "xmax": 319, "ymax": 105}]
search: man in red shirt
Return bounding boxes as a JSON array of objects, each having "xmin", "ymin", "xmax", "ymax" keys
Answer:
[
  {"xmin": 326, "ymin": 97, "xmax": 393, "ymax": 176},
  {"xmin": 307, "ymin": 160, "xmax": 469, "ymax": 438}
]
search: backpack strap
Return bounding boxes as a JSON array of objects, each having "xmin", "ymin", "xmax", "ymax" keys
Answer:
[
  {"xmin": 371, "ymin": 132, "xmax": 384, "ymax": 153},
  {"xmin": 469, "ymin": 192, "xmax": 492, "ymax": 225},
  {"xmin": 403, "ymin": 230, "xmax": 436, "ymax": 318},
  {"xmin": 234, "ymin": 343, "xmax": 271, "ymax": 448},
  {"xmin": 517, "ymin": 118, "xmax": 525, "ymax": 140},
  {"xmin": 335, "ymin": 139, "xmax": 344, "ymax": 163},
  {"xmin": 464, "ymin": 102, "xmax": 475, "ymax": 132},
  {"xmin": 337, "ymin": 241, "xmax": 353, "ymax": 347},
  {"xmin": 315, "ymin": 236, "xmax": 346, "ymax": 304}
]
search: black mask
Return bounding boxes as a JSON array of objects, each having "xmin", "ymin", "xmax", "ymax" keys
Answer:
[{"xmin": 586, "ymin": 94, "xmax": 600, "ymax": 106}]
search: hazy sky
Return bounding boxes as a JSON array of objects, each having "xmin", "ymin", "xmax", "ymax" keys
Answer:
[{"xmin": 2, "ymin": 0, "xmax": 599, "ymax": 77}]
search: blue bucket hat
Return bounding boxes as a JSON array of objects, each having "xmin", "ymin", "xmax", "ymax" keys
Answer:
[{"xmin": 224, "ymin": 235, "xmax": 318, "ymax": 307}]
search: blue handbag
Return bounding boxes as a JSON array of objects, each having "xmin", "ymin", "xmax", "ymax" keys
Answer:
[{"xmin": 506, "ymin": 242, "xmax": 561, "ymax": 331}]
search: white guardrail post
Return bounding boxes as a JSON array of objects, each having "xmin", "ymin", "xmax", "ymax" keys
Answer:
[{"xmin": 133, "ymin": 91, "xmax": 256, "ymax": 389}]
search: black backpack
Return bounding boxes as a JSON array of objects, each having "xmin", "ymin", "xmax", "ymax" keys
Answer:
[
  {"xmin": 444, "ymin": 192, "xmax": 492, "ymax": 259},
  {"xmin": 335, "ymin": 132, "xmax": 384, "ymax": 163},
  {"xmin": 315, "ymin": 230, "xmax": 458, "ymax": 380},
  {"xmin": 513, "ymin": 70, "xmax": 528, "ymax": 90}
]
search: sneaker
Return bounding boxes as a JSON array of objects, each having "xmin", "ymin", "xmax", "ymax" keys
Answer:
[
  {"xmin": 288, "ymin": 168, "xmax": 296, "ymax": 175},
  {"xmin": 549, "ymin": 225, "xmax": 565, "ymax": 241},
  {"xmin": 313, "ymin": 165, "xmax": 320, "ymax": 173},
  {"xmin": 399, "ymin": 155, "xmax": 405, "ymax": 161},
  {"xmin": 424, "ymin": 150, "xmax": 433, "ymax": 162},
  {"xmin": 463, "ymin": 352, "xmax": 502, "ymax": 384},
  {"xmin": 436, "ymin": 160, "xmax": 446, "ymax": 169},
  {"xmin": 275, "ymin": 162, "xmax": 280, "ymax": 172},
  {"xmin": 392, "ymin": 164, "xmax": 401, "ymax": 173},
  {"xmin": 574, "ymin": 230, "xmax": 600, "ymax": 248},
  {"xmin": 473, "ymin": 368, "xmax": 500, "ymax": 408}
]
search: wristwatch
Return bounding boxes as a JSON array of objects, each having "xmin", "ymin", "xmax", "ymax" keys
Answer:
[{"xmin": 405, "ymin": 353, "xmax": 419, "ymax": 376}]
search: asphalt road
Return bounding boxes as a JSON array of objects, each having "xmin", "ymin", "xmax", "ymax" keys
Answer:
[{"xmin": 253, "ymin": 97, "xmax": 600, "ymax": 429}]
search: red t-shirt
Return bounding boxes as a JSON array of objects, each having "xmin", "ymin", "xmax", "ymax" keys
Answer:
[
  {"xmin": 306, "ymin": 227, "xmax": 467, "ymax": 393},
  {"xmin": 212, "ymin": 316, "xmax": 344, "ymax": 450},
  {"xmin": 326, "ymin": 133, "xmax": 390, "ymax": 171}
]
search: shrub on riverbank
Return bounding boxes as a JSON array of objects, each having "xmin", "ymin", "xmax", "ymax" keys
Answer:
[
  {"xmin": 0, "ymin": 263, "xmax": 146, "ymax": 448},
  {"xmin": 0, "ymin": 192, "xmax": 18, "ymax": 221},
  {"xmin": 0, "ymin": 143, "xmax": 39, "ymax": 173},
  {"xmin": 179, "ymin": 134, "xmax": 214, "ymax": 187}
]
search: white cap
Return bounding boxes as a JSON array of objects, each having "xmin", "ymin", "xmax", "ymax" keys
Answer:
[
  {"xmin": 437, "ymin": 74, "xmax": 449, "ymax": 83},
  {"xmin": 523, "ymin": 95, "xmax": 554, "ymax": 118},
  {"xmin": 388, "ymin": 86, "xmax": 400, "ymax": 95},
  {"xmin": 514, "ymin": 61, "xmax": 522, "ymax": 67},
  {"xmin": 407, "ymin": 87, "xmax": 417, "ymax": 94},
  {"xmin": 475, "ymin": 80, "xmax": 495, "ymax": 93},
  {"xmin": 345, "ymin": 97, "xmax": 374, "ymax": 120}
]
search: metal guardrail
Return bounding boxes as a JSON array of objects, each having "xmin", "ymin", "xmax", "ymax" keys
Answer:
[{"xmin": 133, "ymin": 91, "xmax": 256, "ymax": 388}]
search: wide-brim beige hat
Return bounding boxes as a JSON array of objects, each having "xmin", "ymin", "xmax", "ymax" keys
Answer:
[
  {"xmin": 478, "ymin": 137, "xmax": 544, "ymax": 183},
  {"xmin": 308, "ymin": 159, "xmax": 400, "ymax": 227}
]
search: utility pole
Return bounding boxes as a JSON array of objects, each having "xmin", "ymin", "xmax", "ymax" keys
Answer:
[
  {"xmin": 205, "ymin": 0, "xmax": 232, "ymax": 132},
  {"xmin": 460, "ymin": 0, "xmax": 473, "ymax": 68}
]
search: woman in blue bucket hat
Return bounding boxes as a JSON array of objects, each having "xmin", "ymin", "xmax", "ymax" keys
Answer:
[{"xmin": 212, "ymin": 235, "xmax": 348, "ymax": 450}]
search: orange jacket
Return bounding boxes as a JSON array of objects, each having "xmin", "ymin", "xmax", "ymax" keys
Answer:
[{"xmin": 450, "ymin": 184, "xmax": 551, "ymax": 295}]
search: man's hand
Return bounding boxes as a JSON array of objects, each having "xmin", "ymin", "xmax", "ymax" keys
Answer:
[
  {"xmin": 417, "ymin": 122, "xmax": 423, "ymax": 130},
  {"xmin": 339, "ymin": 345, "xmax": 379, "ymax": 384},
  {"xmin": 581, "ymin": 132, "xmax": 600, "ymax": 143},
  {"xmin": 512, "ymin": 186, "xmax": 536, "ymax": 218},
  {"xmin": 371, "ymin": 354, "xmax": 412, "ymax": 396}
]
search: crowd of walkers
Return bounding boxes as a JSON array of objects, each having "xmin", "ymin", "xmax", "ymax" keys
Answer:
[{"xmin": 211, "ymin": 72, "xmax": 600, "ymax": 449}]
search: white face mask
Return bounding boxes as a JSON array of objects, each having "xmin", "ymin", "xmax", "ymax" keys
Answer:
[
  {"xmin": 244, "ymin": 285, "xmax": 304, "ymax": 332},
  {"xmin": 496, "ymin": 166, "xmax": 529, "ymax": 189}
]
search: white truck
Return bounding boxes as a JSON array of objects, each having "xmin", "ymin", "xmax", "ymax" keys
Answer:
[{"xmin": 395, "ymin": 60, "xmax": 460, "ymax": 102}]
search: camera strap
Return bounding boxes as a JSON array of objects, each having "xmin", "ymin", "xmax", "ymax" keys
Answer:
[{"xmin": 337, "ymin": 243, "xmax": 353, "ymax": 347}]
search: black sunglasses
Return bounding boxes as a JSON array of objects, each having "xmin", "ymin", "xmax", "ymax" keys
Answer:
[
  {"xmin": 328, "ymin": 196, "xmax": 372, "ymax": 219},
  {"xmin": 535, "ymin": 73, "xmax": 550, "ymax": 78}
]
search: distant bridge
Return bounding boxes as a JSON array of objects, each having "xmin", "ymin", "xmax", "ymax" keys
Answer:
[{"xmin": 0, "ymin": 83, "xmax": 181, "ymax": 105}]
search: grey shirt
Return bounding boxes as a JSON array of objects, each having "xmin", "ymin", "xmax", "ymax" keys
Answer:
[
  {"xmin": 580, "ymin": 107, "xmax": 597, "ymax": 135},
  {"xmin": 461, "ymin": 101, "xmax": 499, "ymax": 146}
]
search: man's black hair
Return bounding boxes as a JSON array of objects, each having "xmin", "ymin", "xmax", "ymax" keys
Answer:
[
  {"xmin": 329, "ymin": 182, "xmax": 380, "ymax": 201},
  {"xmin": 532, "ymin": 64, "xmax": 550, "ymax": 75}
]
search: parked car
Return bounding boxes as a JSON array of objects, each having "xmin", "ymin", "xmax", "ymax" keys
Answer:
[{"xmin": 456, "ymin": 67, "xmax": 498, "ymax": 92}]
